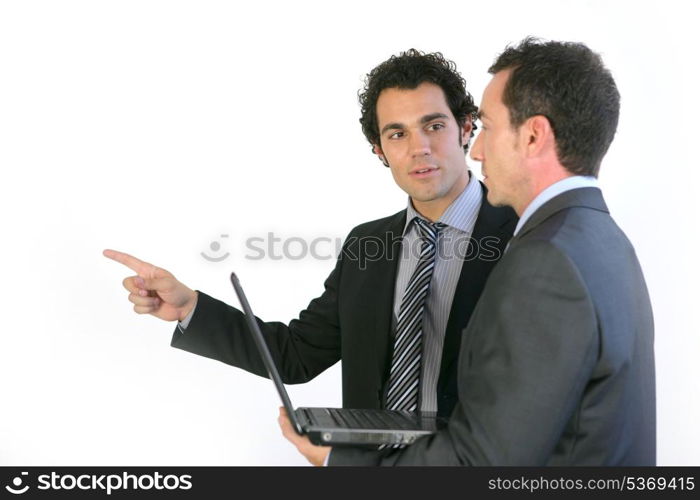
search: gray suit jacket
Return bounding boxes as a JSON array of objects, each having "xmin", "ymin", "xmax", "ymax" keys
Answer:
[{"xmin": 330, "ymin": 187, "xmax": 656, "ymax": 465}]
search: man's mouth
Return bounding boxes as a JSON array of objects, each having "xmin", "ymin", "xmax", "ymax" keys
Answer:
[{"xmin": 410, "ymin": 166, "xmax": 439, "ymax": 178}]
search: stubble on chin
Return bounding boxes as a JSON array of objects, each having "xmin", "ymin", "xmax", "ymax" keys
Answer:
[{"xmin": 407, "ymin": 184, "xmax": 446, "ymax": 203}]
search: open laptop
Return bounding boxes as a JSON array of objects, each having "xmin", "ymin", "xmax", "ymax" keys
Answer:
[{"xmin": 230, "ymin": 272, "xmax": 446, "ymax": 446}]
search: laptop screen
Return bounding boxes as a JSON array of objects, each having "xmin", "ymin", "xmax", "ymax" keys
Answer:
[{"xmin": 229, "ymin": 272, "xmax": 304, "ymax": 434}]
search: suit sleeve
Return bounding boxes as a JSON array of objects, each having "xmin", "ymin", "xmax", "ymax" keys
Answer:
[
  {"xmin": 330, "ymin": 240, "xmax": 598, "ymax": 465},
  {"xmin": 169, "ymin": 244, "xmax": 346, "ymax": 384}
]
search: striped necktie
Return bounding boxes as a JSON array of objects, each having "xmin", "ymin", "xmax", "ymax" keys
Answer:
[{"xmin": 386, "ymin": 217, "xmax": 446, "ymax": 412}]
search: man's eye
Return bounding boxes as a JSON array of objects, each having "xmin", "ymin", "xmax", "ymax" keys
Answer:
[
  {"xmin": 389, "ymin": 131, "xmax": 404, "ymax": 139},
  {"xmin": 428, "ymin": 123, "xmax": 445, "ymax": 131}
]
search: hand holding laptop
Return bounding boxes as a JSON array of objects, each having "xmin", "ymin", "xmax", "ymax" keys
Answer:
[
  {"xmin": 230, "ymin": 272, "xmax": 441, "ymax": 453},
  {"xmin": 278, "ymin": 407, "xmax": 331, "ymax": 466}
]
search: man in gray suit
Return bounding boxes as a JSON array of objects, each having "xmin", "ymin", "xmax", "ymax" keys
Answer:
[{"xmin": 281, "ymin": 38, "xmax": 656, "ymax": 465}]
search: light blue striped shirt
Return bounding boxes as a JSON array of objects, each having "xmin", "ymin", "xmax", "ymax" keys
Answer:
[
  {"xmin": 394, "ymin": 173, "xmax": 482, "ymax": 412},
  {"xmin": 514, "ymin": 176, "xmax": 600, "ymax": 236}
]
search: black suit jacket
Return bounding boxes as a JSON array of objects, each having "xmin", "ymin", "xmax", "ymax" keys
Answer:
[
  {"xmin": 171, "ymin": 182, "xmax": 517, "ymax": 418},
  {"xmin": 330, "ymin": 187, "xmax": 656, "ymax": 465}
]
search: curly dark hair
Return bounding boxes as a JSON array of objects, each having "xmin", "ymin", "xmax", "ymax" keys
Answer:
[
  {"xmin": 489, "ymin": 37, "xmax": 620, "ymax": 177},
  {"xmin": 359, "ymin": 49, "xmax": 478, "ymax": 156}
]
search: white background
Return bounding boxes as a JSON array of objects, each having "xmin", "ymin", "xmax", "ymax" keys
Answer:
[{"xmin": 1, "ymin": 0, "xmax": 698, "ymax": 465}]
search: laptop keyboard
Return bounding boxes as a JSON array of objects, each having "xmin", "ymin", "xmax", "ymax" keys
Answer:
[{"xmin": 326, "ymin": 408, "xmax": 418, "ymax": 430}]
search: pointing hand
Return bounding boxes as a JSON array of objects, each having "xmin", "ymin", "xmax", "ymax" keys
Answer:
[{"xmin": 103, "ymin": 249, "xmax": 198, "ymax": 322}]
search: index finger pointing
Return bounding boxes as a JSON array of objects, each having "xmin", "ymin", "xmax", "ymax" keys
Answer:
[{"xmin": 103, "ymin": 249, "xmax": 153, "ymax": 275}]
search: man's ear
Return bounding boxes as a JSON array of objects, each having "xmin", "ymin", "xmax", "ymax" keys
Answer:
[
  {"xmin": 460, "ymin": 117, "xmax": 474, "ymax": 145},
  {"xmin": 524, "ymin": 115, "xmax": 553, "ymax": 158},
  {"xmin": 373, "ymin": 144, "xmax": 389, "ymax": 168}
]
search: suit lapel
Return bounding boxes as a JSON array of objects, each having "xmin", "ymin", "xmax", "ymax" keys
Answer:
[
  {"xmin": 365, "ymin": 184, "xmax": 519, "ymax": 404},
  {"xmin": 439, "ymin": 183, "xmax": 518, "ymax": 389},
  {"xmin": 364, "ymin": 211, "xmax": 406, "ymax": 386}
]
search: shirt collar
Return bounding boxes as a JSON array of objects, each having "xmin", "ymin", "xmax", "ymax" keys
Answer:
[
  {"xmin": 513, "ymin": 175, "xmax": 600, "ymax": 236},
  {"xmin": 403, "ymin": 170, "xmax": 483, "ymax": 236}
]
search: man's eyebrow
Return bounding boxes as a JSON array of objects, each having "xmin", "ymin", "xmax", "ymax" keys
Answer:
[
  {"xmin": 476, "ymin": 109, "xmax": 488, "ymax": 121},
  {"xmin": 380, "ymin": 122, "xmax": 404, "ymax": 135},
  {"xmin": 420, "ymin": 112, "xmax": 449, "ymax": 124}
]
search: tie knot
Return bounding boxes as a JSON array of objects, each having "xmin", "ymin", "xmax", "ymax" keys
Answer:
[{"xmin": 413, "ymin": 217, "xmax": 446, "ymax": 244}]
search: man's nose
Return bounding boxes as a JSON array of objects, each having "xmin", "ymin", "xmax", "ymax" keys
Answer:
[
  {"xmin": 409, "ymin": 131, "xmax": 431, "ymax": 157},
  {"xmin": 470, "ymin": 132, "xmax": 483, "ymax": 162}
]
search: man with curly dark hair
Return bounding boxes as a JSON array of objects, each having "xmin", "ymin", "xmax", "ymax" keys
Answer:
[
  {"xmin": 105, "ymin": 49, "xmax": 517, "ymax": 466},
  {"xmin": 356, "ymin": 49, "xmax": 482, "ymax": 222},
  {"xmin": 273, "ymin": 48, "xmax": 516, "ymax": 464}
]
